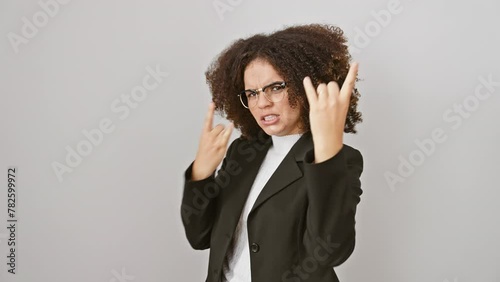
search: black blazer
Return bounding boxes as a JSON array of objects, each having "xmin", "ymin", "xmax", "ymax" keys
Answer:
[{"xmin": 181, "ymin": 129, "xmax": 363, "ymax": 282}]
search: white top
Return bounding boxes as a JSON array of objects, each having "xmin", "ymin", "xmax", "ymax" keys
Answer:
[{"xmin": 222, "ymin": 133, "xmax": 303, "ymax": 282}]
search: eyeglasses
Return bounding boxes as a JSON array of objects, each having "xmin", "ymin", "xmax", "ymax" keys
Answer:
[{"xmin": 237, "ymin": 81, "xmax": 287, "ymax": 109}]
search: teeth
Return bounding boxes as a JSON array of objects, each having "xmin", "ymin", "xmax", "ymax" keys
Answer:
[{"xmin": 264, "ymin": 115, "xmax": 277, "ymax": 121}]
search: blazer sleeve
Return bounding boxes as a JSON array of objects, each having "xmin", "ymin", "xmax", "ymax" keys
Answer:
[
  {"xmin": 301, "ymin": 144, "xmax": 364, "ymax": 267},
  {"xmin": 180, "ymin": 138, "xmax": 239, "ymax": 250}
]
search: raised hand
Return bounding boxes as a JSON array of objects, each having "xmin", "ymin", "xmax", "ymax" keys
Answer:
[
  {"xmin": 303, "ymin": 62, "xmax": 359, "ymax": 163},
  {"xmin": 191, "ymin": 102, "xmax": 234, "ymax": 180}
]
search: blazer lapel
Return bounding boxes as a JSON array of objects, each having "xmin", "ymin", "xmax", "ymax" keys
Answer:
[
  {"xmin": 248, "ymin": 130, "xmax": 314, "ymax": 217},
  {"xmin": 222, "ymin": 132, "xmax": 273, "ymax": 231}
]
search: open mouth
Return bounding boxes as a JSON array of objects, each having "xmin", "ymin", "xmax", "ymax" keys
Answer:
[{"xmin": 261, "ymin": 114, "xmax": 279, "ymax": 125}]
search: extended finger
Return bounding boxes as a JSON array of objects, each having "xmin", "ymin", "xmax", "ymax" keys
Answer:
[
  {"xmin": 303, "ymin": 76, "xmax": 318, "ymax": 105},
  {"xmin": 204, "ymin": 102, "xmax": 215, "ymax": 132},
  {"xmin": 340, "ymin": 62, "xmax": 359, "ymax": 99}
]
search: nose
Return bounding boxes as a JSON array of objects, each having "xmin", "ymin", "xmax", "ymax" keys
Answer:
[{"xmin": 256, "ymin": 91, "xmax": 272, "ymax": 109}]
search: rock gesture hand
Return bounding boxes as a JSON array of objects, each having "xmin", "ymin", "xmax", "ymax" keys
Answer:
[
  {"xmin": 192, "ymin": 102, "xmax": 234, "ymax": 180},
  {"xmin": 303, "ymin": 62, "xmax": 359, "ymax": 163}
]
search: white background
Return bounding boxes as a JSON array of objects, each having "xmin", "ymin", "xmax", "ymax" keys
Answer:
[{"xmin": 1, "ymin": 0, "xmax": 499, "ymax": 281}]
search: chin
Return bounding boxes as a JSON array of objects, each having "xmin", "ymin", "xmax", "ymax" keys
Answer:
[{"xmin": 261, "ymin": 125, "xmax": 286, "ymax": 136}]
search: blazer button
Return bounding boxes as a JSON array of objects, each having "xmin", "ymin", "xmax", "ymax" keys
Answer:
[{"xmin": 250, "ymin": 242, "xmax": 260, "ymax": 253}]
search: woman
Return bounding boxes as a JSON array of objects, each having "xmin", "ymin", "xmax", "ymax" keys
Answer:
[{"xmin": 181, "ymin": 24, "xmax": 364, "ymax": 282}]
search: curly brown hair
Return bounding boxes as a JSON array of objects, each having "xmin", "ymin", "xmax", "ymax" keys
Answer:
[{"xmin": 205, "ymin": 23, "xmax": 362, "ymax": 140}]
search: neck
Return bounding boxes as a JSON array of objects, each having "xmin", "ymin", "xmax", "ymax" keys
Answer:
[{"xmin": 270, "ymin": 133, "xmax": 303, "ymax": 155}]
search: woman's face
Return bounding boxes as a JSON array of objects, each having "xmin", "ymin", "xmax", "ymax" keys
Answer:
[{"xmin": 243, "ymin": 59, "xmax": 304, "ymax": 136}]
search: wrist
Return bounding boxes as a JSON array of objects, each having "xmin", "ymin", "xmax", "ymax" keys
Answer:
[
  {"xmin": 191, "ymin": 160, "xmax": 214, "ymax": 181},
  {"xmin": 312, "ymin": 140, "xmax": 343, "ymax": 163}
]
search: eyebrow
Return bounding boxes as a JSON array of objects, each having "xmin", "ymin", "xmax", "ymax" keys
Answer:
[{"xmin": 244, "ymin": 81, "xmax": 284, "ymax": 91}]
